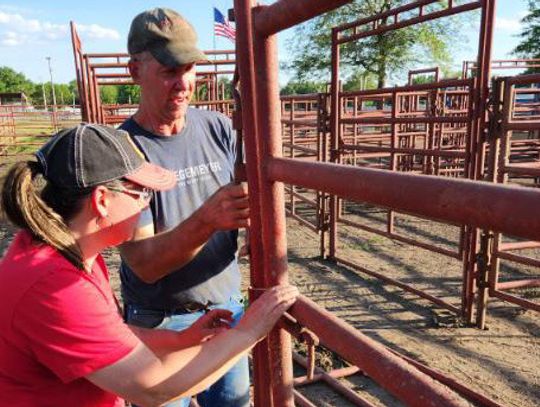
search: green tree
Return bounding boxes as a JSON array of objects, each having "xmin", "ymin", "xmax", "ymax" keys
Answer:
[
  {"xmin": 29, "ymin": 83, "xmax": 45, "ymax": 105},
  {"xmin": 55, "ymin": 83, "xmax": 74, "ymax": 106},
  {"xmin": 218, "ymin": 77, "xmax": 233, "ymax": 100},
  {"xmin": 0, "ymin": 66, "xmax": 34, "ymax": 96},
  {"xmin": 286, "ymin": 1, "xmax": 461, "ymax": 89},
  {"xmin": 514, "ymin": 0, "xmax": 540, "ymax": 73},
  {"xmin": 342, "ymin": 71, "xmax": 378, "ymax": 91},
  {"xmin": 99, "ymin": 85, "xmax": 119, "ymax": 104},
  {"xmin": 118, "ymin": 84, "xmax": 140, "ymax": 104},
  {"xmin": 280, "ymin": 80, "xmax": 326, "ymax": 95}
]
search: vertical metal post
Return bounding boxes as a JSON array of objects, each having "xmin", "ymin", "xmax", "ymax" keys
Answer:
[
  {"xmin": 463, "ymin": 0, "xmax": 496, "ymax": 324},
  {"xmin": 388, "ymin": 91, "xmax": 398, "ymax": 234},
  {"xmin": 252, "ymin": 5, "xmax": 294, "ymax": 404},
  {"xmin": 318, "ymin": 93, "xmax": 328, "ymax": 259},
  {"xmin": 233, "ymin": 1, "xmax": 274, "ymax": 405},
  {"xmin": 479, "ymin": 78, "xmax": 511, "ymax": 328},
  {"xmin": 329, "ymin": 28, "xmax": 340, "ymax": 260},
  {"xmin": 290, "ymin": 98, "xmax": 295, "ymax": 216}
]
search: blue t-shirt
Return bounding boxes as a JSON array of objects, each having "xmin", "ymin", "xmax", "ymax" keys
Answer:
[{"xmin": 119, "ymin": 108, "xmax": 241, "ymax": 309}]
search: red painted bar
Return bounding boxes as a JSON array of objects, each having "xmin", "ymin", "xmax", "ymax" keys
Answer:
[
  {"xmin": 251, "ymin": 4, "xmax": 295, "ymax": 405},
  {"xmin": 498, "ymin": 241, "xmax": 540, "ymax": 251},
  {"xmin": 253, "ymin": 0, "xmax": 352, "ymax": 36},
  {"xmin": 233, "ymin": 0, "xmax": 274, "ymax": 405},
  {"xmin": 339, "ymin": 217, "xmax": 461, "ymax": 259},
  {"xmin": 388, "ymin": 349, "xmax": 504, "ymax": 407},
  {"xmin": 267, "ymin": 158, "xmax": 540, "ymax": 242},
  {"xmin": 289, "ymin": 296, "xmax": 469, "ymax": 406},
  {"xmin": 491, "ymin": 290, "xmax": 540, "ymax": 312},
  {"xmin": 338, "ymin": 2, "xmax": 482, "ymax": 44},
  {"xmin": 335, "ymin": 256, "xmax": 461, "ymax": 313},
  {"xmin": 342, "ymin": 78, "xmax": 472, "ymax": 97},
  {"xmin": 293, "ymin": 366, "xmax": 360, "ymax": 387},
  {"xmin": 293, "ymin": 353, "xmax": 374, "ymax": 407},
  {"xmin": 496, "ymin": 279, "xmax": 540, "ymax": 290},
  {"xmin": 293, "ymin": 390, "xmax": 318, "ymax": 407}
]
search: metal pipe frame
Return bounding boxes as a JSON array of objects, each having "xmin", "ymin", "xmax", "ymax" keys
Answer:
[
  {"xmin": 334, "ymin": 0, "xmax": 482, "ymax": 44},
  {"xmin": 478, "ymin": 75, "xmax": 540, "ymax": 327},
  {"xmin": 408, "ymin": 67, "xmax": 441, "ymax": 85},
  {"xmin": 281, "ymin": 94, "xmax": 328, "ymax": 239},
  {"xmin": 267, "ymin": 157, "xmax": 540, "ymax": 242},
  {"xmin": 69, "ymin": 34, "xmax": 237, "ymax": 124},
  {"xmin": 234, "ymin": 0, "xmax": 531, "ymax": 404},
  {"xmin": 326, "ymin": 1, "xmax": 493, "ymax": 323},
  {"xmin": 66, "ymin": 1, "xmax": 539, "ymax": 404},
  {"xmin": 292, "ymin": 353, "xmax": 374, "ymax": 407},
  {"xmin": 289, "ymin": 296, "xmax": 469, "ymax": 406},
  {"xmin": 463, "ymin": 58, "xmax": 540, "ymax": 78}
]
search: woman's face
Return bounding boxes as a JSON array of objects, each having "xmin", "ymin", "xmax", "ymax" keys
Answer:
[{"xmin": 102, "ymin": 181, "xmax": 152, "ymax": 246}]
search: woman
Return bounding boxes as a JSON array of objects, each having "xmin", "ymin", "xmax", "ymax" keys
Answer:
[{"xmin": 0, "ymin": 123, "xmax": 298, "ymax": 407}]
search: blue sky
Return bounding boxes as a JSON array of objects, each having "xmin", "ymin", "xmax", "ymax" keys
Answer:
[{"xmin": 0, "ymin": 1, "xmax": 530, "ymax": 86}]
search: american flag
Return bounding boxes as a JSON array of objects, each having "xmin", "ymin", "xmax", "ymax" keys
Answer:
[{"xmin": 214, "ymin": 7, "xmax": 236, "ymax": 42}]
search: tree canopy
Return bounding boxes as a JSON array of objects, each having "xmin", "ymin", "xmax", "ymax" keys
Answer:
[
  {"xmin": 0, "ymin": 67, "xmax": 34, "ymax": 96},
  {"xmin": 0, "ymin": 66, "xmax": 80, "ymax": 106},
  {"xmin": 285, "ymin": 0, "xmax": 463, "ymax": 89},
  {"xmin": 514, "ymin": 0, "xmax": 540, "ymax": 73}
]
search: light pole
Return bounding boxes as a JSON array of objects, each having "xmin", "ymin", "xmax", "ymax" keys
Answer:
[
  {"xmin": 41, "ymin": 81, "xmax": 48, "ymax": 110},
  {"xmin": 46, "ymin": 57, "xmax": 57, "ymax": 110}
]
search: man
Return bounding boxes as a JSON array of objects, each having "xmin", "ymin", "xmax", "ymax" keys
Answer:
[{"xmin": 119, "ymin": 8, "xmax": 250, "ymax": 407}]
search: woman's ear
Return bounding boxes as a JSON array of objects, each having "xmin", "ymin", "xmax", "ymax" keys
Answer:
[{"xmin": 91, "ymin": 186, "xmax": 110, "ymax": 219}]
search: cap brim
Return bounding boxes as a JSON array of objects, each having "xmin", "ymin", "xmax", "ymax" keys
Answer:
[
  {"xmin": 151, "ymin": 43, "xmax": 209, "ymax": 67},
  {"xmin": 124, "ymin": 162, "xmax": 176, "ymax": 191}
]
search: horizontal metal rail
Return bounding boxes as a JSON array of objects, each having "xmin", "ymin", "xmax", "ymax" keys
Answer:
[
  {"xmin": 340, "ymin": 144, "xmax": 467, "ymax": 158},
  {"xmin": 343, "ymin": 79, "xmax": 472, "ymax": 97},
  {"xmin": 267, "ymin": 158, "xmax": 540, "ymax": 242},
  {"xmin": 293, "ymin": 353, "xmax": 372, "ymax": 407},
  {"xmin": 338, "ymin": 216, "xmax": 462, "ymax": 259},
  {"xmin": 253, "ymin": 0, "xmax": 352, "ymax": 36},
  {"xmin": 336, "ymin": 0, "xmax": 481, "ymax": 44},
  {"xmin": 490, "ymin": 290, "xmax": 540, "ymax": 312},
  {"xmin": 334, "ymin": 255, "xmax": 461, "ymax": 313},
  {"xmin": 289, "ymin": 295, "xmax": 468, "ymax": 406}
]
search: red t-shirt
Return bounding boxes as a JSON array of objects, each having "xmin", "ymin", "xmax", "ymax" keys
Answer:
[{"xmin": 0, "ymin": 231, "xmax": 140, "ymax": 407}]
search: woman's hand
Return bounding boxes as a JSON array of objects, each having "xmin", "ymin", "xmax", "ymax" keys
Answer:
[
  {"xmin": 235, "ymin": 285, "xmax": 299, "ymax": 343},
  {"xmin": 188, "ymin": 309, "xmax": 234, "ymax": 343}
]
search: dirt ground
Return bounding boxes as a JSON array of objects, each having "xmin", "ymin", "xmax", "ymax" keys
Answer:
[{"xmin": 1, "ymin": 208, "xmax": 538, "ymax": 406}]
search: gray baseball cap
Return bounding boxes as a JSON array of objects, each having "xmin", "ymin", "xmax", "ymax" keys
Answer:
[
  {"xmin": 35, "ymin": 123, "xmax": 176, "ymax": 191},
  {"xmin": 128, "ymin": 8, "xmax": 208, "ymax": 67}
]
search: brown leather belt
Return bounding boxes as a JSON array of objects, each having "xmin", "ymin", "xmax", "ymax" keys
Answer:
[{"xmin": 161, "ymin": 301, "xmax": 213, "ymax": 314}]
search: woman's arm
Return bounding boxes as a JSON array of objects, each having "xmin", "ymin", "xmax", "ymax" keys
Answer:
[
  {"xmin": 87, "ymin": 285, "xmax": 298, "ymax": 407},
  {"xmin": 128, "ymin": 309, "xmax": 233, "ymax": 355}
]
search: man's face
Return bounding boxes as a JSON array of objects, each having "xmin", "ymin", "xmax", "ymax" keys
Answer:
[{"xmin": 134, "ymin": 56, "xmax": 196, "ymax": 121}]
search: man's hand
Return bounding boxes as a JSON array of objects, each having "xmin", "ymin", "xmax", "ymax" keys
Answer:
[
  {"xmin": 187, "ymin": 309, "xmax": 234, "ymax": 343},
  {"xmin": 195, "ymin": 182, "xmax": 249, "ymax": 232}
]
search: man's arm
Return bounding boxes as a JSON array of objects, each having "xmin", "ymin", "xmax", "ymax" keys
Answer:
[{"xmin": 120, "ymin": 182, "xmax": 249, "ymax": 283}]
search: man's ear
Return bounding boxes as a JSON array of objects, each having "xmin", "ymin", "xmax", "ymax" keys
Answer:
[
  {"xmin": 91, "ymin": 186, "xmax": 110, "ymax": 219},
  {"xmin": 128, "ymin": 59, "xmax": 141, "ymax": 84}
]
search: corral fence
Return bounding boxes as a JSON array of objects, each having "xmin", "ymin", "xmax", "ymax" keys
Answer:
[
  {"xmin": 233, "ymin": 0, "xmax": 538, "ymax": 406},
  {"xmin": 0, "ymin": 104, "xmax": 81, "ymax": 169},
  {"xmin": 60, "ymin": 1, "xmax": 539, "ymax": 405}
]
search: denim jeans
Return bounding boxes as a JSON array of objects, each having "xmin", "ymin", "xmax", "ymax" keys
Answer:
[{"xmin": 125, "ymin": 296, "xmax": 250, "ymax": 407}]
